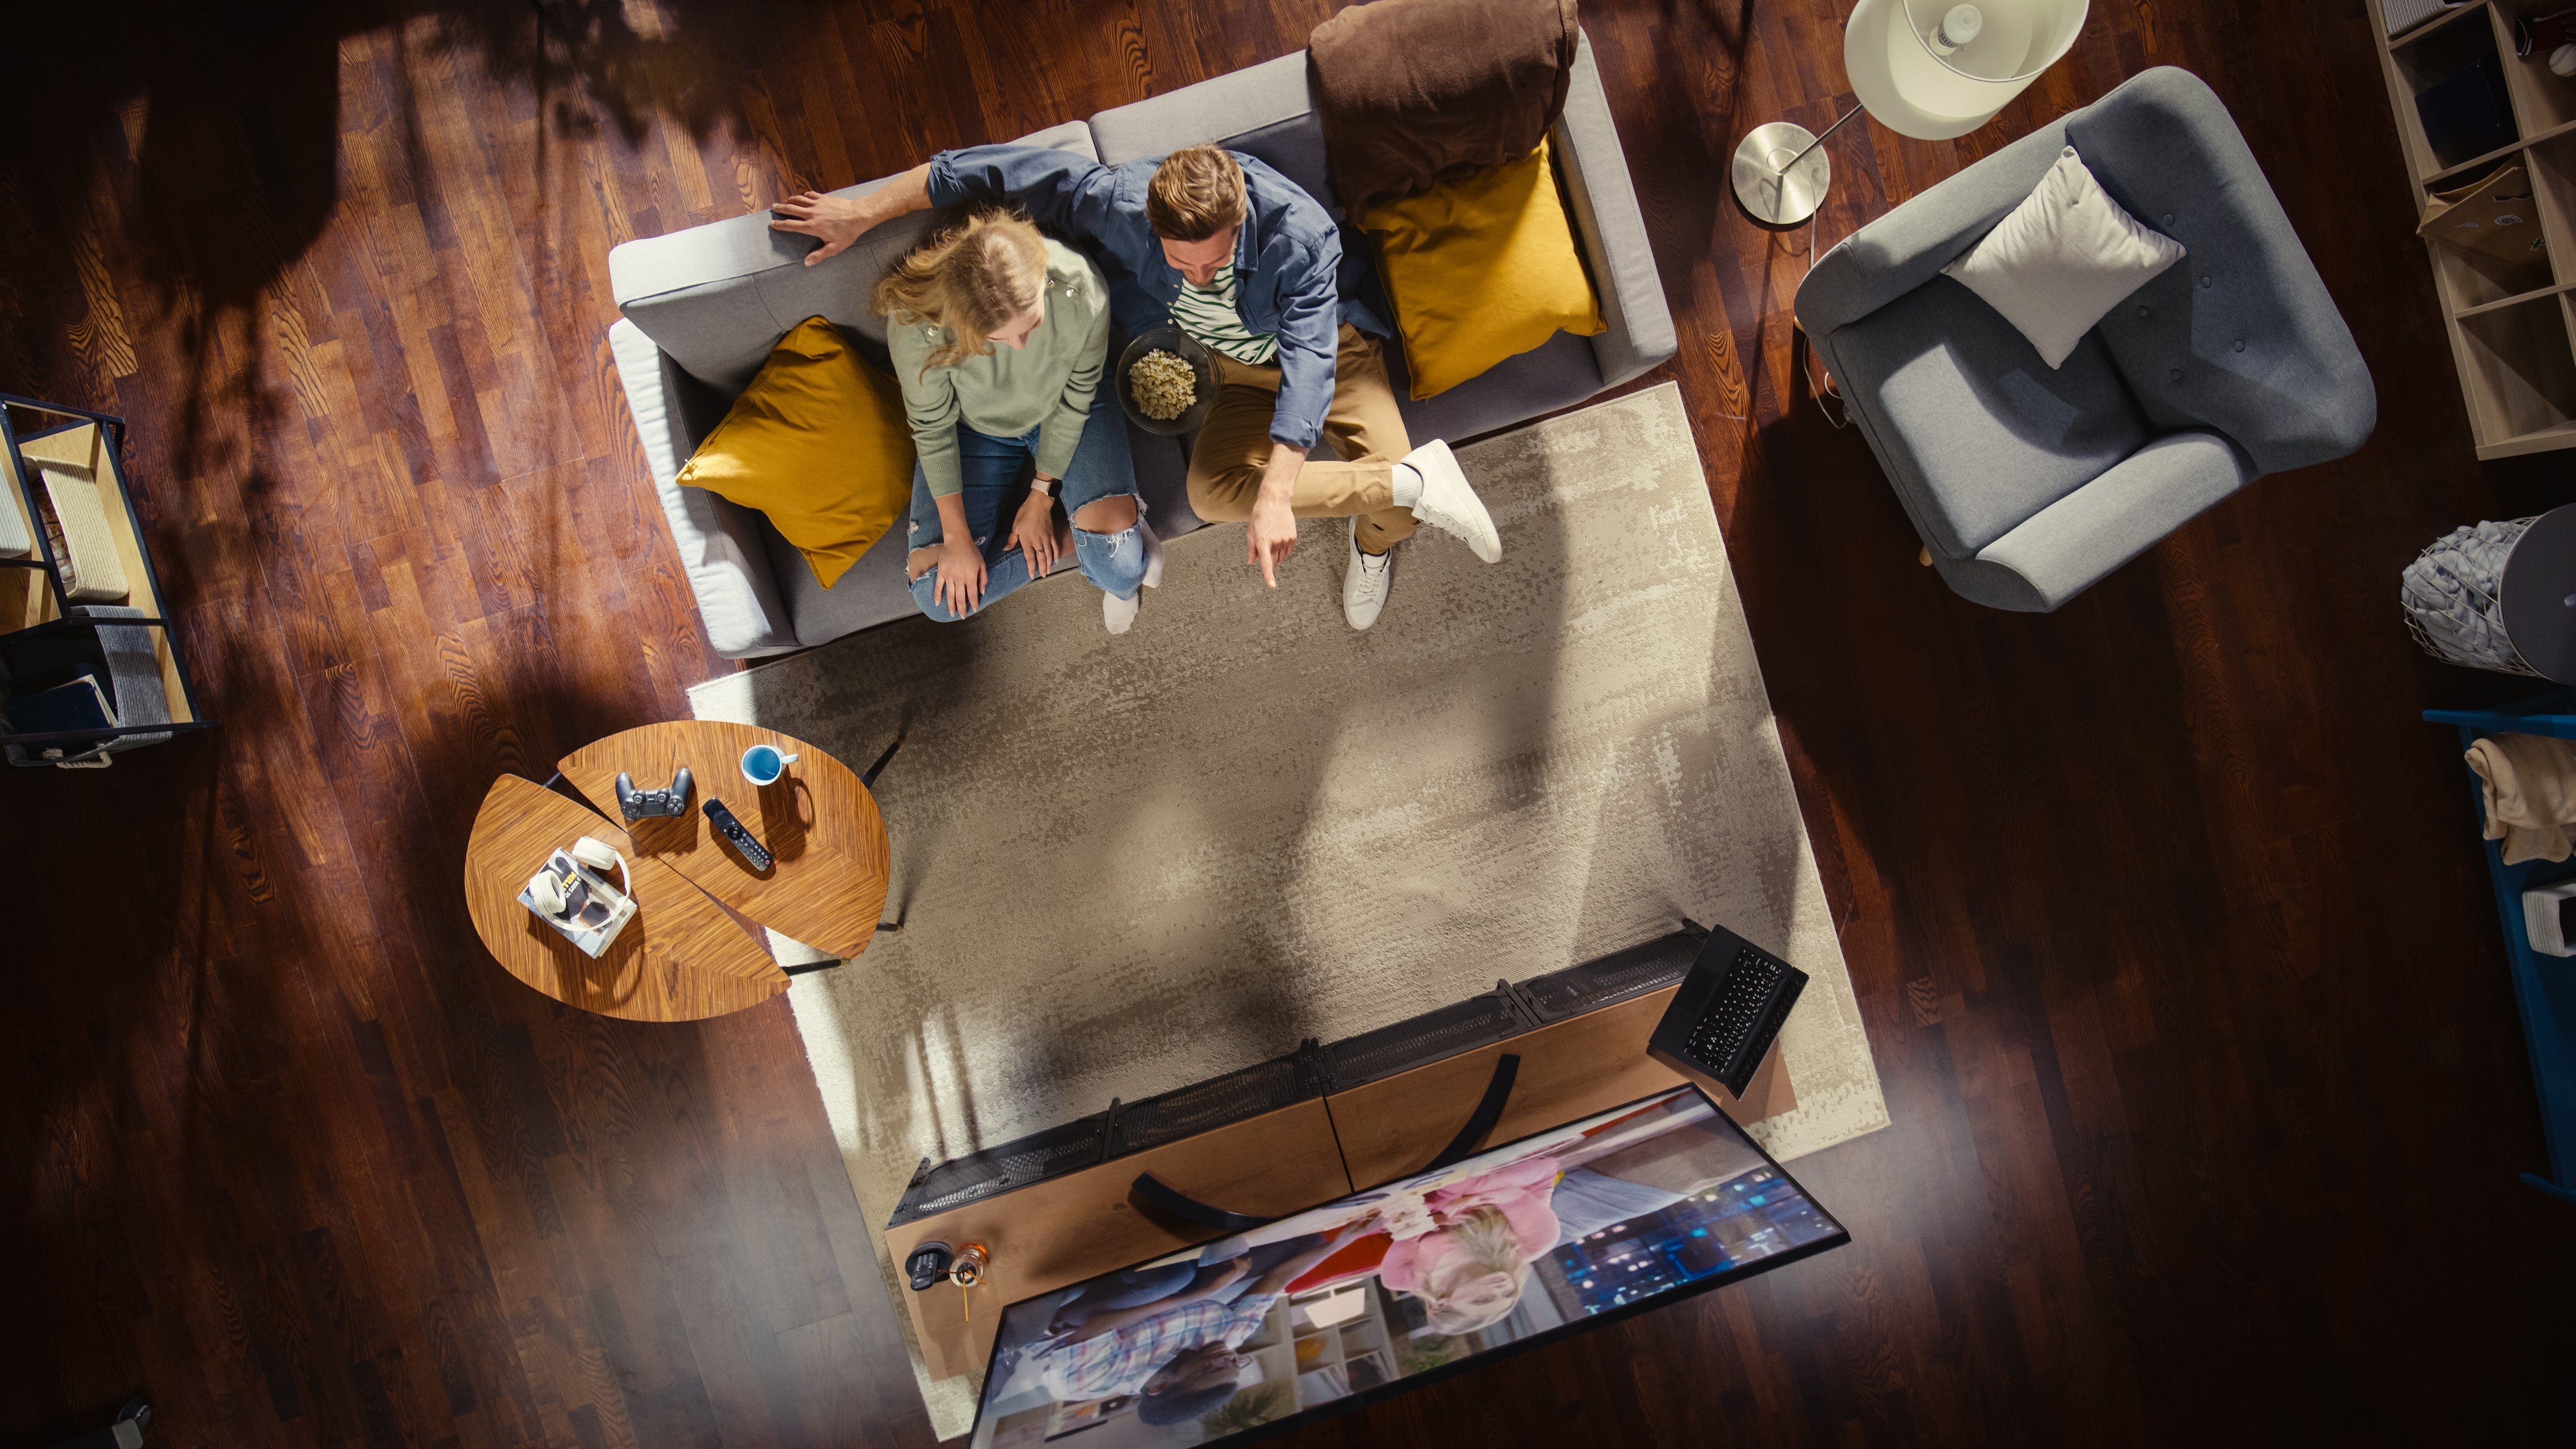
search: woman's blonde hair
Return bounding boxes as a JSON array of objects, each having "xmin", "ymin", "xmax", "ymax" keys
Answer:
[
  {"xmin": 872, "ymin": 209, "xmax": 1049, "ymax": 374},
  {"xmin": 1416, "ymin": 1207, "xmax": 1531, "ymax": 1335}
]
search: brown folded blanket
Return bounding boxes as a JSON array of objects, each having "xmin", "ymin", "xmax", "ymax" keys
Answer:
[
  {"xmin": 1309, "ymin": 0, "xmax": 1580, "ymax": 219},
  {"xmin": 2467, "ymin": 733, "xmax": 2576, "ymax": 865}
]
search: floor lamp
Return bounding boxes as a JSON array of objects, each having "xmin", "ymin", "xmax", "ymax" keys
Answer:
[{"xmin": 1732, "ymin": 0, "xmax": 2089, "ymax": 226}]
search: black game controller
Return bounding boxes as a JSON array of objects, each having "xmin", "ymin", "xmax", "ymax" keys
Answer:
[
  {"xmin": 616, "ymin": 766, "xmax": 693, "ymax": 820},
  {"xmin": 703, "ymin": 798, "xmax": 774, "ymax": 870}
]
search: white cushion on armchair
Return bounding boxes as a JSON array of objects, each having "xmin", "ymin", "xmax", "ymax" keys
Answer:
[{"xmin": 1942, "ymin": 146, "xmax": 2186, "ymax": 368}]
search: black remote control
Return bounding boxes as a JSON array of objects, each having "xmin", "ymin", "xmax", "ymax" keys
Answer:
[{"xmin": 703, "ymin": 798, "xmax": 774, "ymax": 870}]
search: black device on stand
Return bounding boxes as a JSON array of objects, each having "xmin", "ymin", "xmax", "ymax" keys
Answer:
[{"xmin": 1648, "ymin": 922, "xmax": 1808, "ymax": 1096}]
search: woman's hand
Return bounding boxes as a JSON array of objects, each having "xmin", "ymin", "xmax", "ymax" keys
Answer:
[
  {"xmin": 935, "ymin": 537, "xmax": 987, "ymax": 617},
  {"xmin": 1013, "ymin": 487, "xmax": 1064, "ymax": 578}
]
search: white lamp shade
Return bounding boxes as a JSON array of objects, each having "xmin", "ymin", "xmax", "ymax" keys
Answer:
[{"xmin": 1846, "ymin": 0, "xmax": 2088, "ymax": 141}]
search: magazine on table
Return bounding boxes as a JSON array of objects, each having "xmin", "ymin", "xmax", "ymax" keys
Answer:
[{"xmin": 517, "ymin": 848, "xmax": 635, "ymax": 957}]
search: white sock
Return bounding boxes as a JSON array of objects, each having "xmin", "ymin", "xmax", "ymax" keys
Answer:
[{"xmin": 1391, "ymin": 463, "xmax": 1424, "ymax": 509}]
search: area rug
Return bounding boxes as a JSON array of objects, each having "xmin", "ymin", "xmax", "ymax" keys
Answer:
[{"xmin": 688, "ymin": 381, "xmax": 1888, "ymax": 1437}]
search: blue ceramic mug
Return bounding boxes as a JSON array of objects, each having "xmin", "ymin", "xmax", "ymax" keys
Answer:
[{"xmin": 740, "ymin": 743, "xmax": 798, "ymax": 786}]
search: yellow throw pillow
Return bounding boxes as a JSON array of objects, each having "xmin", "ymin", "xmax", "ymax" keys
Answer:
[
  {"xmin": 1361, "ymin": 138, "xmax": 1607, "ymax": 400},
  {"xmin": 676, "ymin": 316, "xmax": 912, "ymax": 589}
]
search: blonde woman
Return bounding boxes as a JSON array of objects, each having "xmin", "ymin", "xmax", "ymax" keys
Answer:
[
  {"xmin": 1377, "ymin": 1157, "xmax": 1561, "ymax": 1334},
  {"xmin": 1377, "ymin": 1095, "xmax": 1772, "ymax": 1335},
  {"xmin": 811, "ymin": 202, "xmax": 1154, "ymax": 629}
]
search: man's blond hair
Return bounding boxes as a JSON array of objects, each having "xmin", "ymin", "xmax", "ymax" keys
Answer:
[{"xmin": 1146, "ymin": 146, "xmax": 1247, "ymax": 242}]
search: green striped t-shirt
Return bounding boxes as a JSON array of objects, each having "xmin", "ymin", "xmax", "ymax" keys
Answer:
[{"xmin": 1170, "ymin": 263, "xmax": 1279, "ymax": 366}]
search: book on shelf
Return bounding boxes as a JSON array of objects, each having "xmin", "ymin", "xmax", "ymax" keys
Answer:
[
  {"xmin": 1, "ymin": 668, "xmax": 117, "ymax": 739},
  {"xmin": 2414, "ymin": 57, "xmax": 2515, "ymax": 168}
]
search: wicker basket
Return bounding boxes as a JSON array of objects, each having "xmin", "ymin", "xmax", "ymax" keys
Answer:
[{"xmin": 2402, "ymin": 516, "xmax": 2541, "ymax": 675}]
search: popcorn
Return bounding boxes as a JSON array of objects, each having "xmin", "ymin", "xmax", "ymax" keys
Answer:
[{"xmin": 1130, "ymin": 349, "xmax": 1198, "ymax": 421}]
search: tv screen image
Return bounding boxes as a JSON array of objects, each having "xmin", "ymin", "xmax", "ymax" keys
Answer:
[{"xmin": 969, "ymin": 1084, "xmax": 1848, "ymax": 1447}]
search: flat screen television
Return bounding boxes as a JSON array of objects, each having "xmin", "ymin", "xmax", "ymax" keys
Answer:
[{"xmin": 968, "ymin": 1083, "xmax": 1848, "ymax": 1446}]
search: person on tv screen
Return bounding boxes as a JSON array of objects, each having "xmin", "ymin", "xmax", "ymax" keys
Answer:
[
  {"xmin": 1340, "ymin": 1094, "xmax": 1773, "ymax": 1334},
  {"xmin": 1016, "ymin": 1222, "xmax": 1371, "ymax": 1423}
]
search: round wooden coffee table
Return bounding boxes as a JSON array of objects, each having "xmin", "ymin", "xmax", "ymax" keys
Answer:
[
  {"xmin": 557, "ymin": 721, "xmax": 892, "ymax": 960},
  {"xmin": 460, "ymin": 776, "xmax": 788, "ymax": 1022},
  {"xmin": 461, "ymin": 723, "xmax": 893, "ymax": 1022}
]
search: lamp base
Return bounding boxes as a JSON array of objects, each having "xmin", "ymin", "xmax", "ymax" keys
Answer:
[{"xmin": 1731, "ymin": 121, "xmax": 1831, "ymax": 226}]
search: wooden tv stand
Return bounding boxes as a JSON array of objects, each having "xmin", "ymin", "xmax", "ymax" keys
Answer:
[{"xmin": 884, "ymin": 980, "xmax": 1795, "ymax": 1384}]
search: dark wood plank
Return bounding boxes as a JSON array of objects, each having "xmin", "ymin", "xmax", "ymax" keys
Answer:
[{"xmin": 2, "ymin": 2, "xmax": 2571, "ymax": 1446}]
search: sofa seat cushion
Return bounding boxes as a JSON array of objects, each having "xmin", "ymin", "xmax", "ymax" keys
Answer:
[
  {"xmin": 762, "ymin": 416, "xmax": 1199, "ymax": 648},
  {"xmin": 677, "ymin": 317, "xmax": 913, "ymax": 589},
  {"xmin": 1388, "ymin": 328, "xmax": 1601, "ymax": 444},
  {"xmin": 1362, "ymin": 139, "xmax": 1605, "ymax": 399},
  {"xmin": 1833, "ymin": 275, "xmax": 2150, "ymax": 558}
]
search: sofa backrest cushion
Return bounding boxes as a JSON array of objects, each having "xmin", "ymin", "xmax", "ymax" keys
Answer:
[
  {"xmin": 611, "ymin": 122, "xmax": 1100, "ymax": 396},
  {"xmin": 1089, "ymin": 52, "xmax": 1338, "ymax": 211},
  {"xmin": 2070, "ymin": 69, "xmax": 2376, "ymax": 474}
]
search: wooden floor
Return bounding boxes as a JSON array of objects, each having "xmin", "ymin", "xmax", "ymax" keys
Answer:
[{"xmin": 3, "ymin": 1, "xmax": 2569, "ymax": 1444}]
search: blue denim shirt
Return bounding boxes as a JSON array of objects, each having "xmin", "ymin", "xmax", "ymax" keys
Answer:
[{"xmin": 925, "ymin": 145, "xmax": 1375, "ymax": 452}]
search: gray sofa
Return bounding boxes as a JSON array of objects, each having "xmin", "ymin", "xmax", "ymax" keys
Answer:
[
  {"xmin": 1794, "ymin": 68, "xmax": 2375, "ymax": 613},
  {"xmin": 607, "ymin": 33, "xmax": 1675, "ymax": 658}
]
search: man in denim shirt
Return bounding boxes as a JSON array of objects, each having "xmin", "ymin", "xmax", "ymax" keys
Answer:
[{"xmin": 774, "ymin": 144, "xmax": 1502, "ymax": 631}]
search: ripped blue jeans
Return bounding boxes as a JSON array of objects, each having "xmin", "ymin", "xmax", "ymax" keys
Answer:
[{"xmin": 907, "ymin": 391, "xmax": 1144, "ymax": 622}]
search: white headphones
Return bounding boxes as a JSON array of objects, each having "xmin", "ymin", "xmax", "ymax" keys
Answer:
[{"xmin": 527, "ymin": 836, "xmax": 631, "ymax": 914}]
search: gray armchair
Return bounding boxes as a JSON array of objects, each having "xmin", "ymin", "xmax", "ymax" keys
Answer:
[{"xmin": 1795, "ymin": 67, "xmax": 2375, "ymax": 612}]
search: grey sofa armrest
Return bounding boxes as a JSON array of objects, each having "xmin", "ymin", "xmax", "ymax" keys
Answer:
[
  {"xmin": 1944, "ymin": 430, "xmax": 2253, "ymax": 612},
  {"xmin": 1555, "ymin": 31, "xmax": 1675, "ymax": 388},
  {"xmin": 607, "ymin": 318, "xmax": 799, "ymax": 658},
  {"xmin": 1795, "ymin": 119, "xmax": 2072, "ymax": 346}
]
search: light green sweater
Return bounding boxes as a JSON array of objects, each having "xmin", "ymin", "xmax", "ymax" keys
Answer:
[{"xmin": 887, "ymin": 238, "xmax": 1111, "ymax": 499}]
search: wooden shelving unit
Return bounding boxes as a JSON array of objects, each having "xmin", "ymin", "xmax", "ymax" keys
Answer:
[
  {"xmin": 2370, "ymin": 0, "xmax": 2576, "ymax": 458},
  {"xmin": 0, "ymin": 394, "xmax": 213, "ymax": 764}
]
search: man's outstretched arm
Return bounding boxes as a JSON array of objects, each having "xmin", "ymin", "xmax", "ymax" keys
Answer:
[
  {"xmin": 770, "ymin": 147, "xmax": 1117, "ymax": 267},
  {"xmin": 770, "ymin": 166, "xmax": 934, "ymax": 266}
]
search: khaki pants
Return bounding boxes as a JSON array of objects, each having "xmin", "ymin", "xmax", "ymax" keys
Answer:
[{"xmin": 1185, "ymin": 324, "xmax": 1419, "ymax": 553}]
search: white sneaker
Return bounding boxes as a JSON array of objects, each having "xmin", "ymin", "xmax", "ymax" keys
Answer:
[
  {"xmin": 1103, "ymin": 587, "xmax": 1140, "ymax": 634},
  {"xmin": 1399, "ymin": 439, "xmax": 1500, "ymax": 563},
  {"xmin": 1343, "ymin": 524, "xmax": 1396, "ymax": 630}
]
